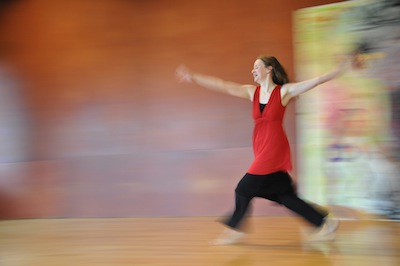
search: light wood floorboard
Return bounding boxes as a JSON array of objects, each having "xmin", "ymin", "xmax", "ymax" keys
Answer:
[{"xmin": 1, "ymin": 217, "xmax": 399, "ymax": 265}]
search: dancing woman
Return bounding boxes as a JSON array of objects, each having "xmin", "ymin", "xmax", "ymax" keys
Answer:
[{"xmin": 176, "ymin": 55, "xmax": 349, "ymax": 244}]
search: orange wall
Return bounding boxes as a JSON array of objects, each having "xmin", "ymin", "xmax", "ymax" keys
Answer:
[{"xmin": 0, "ymin": 0, "xmax": 343, "ymax": 218}]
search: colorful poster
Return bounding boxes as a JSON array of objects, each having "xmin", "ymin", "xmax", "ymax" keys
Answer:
[{"xmin": 294, "ymin": 0, "xmax": 400, "ymax": 219}]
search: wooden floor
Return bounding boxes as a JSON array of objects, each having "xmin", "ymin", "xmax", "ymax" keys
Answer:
[{"xmin": 0, "ymin": 217, "xmax": 399, "ymax": 266}]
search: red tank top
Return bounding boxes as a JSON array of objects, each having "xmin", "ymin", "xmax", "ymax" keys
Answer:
[{"xmin": 247, "ymin": 86, "xmax": 292, "ymax": 175}]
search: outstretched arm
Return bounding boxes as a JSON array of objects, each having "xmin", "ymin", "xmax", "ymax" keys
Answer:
[
  {"xmin": 176, "ymin": 65, "xmax": 256, "ymax": 101},
  {"xmin": 281, "ymin": 57, "xmax": 351, "ymax": 104}
]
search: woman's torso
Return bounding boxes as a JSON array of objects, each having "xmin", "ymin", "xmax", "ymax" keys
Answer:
[{"xmin": 247, "ymin": 86, "xmax": 292, "ymax": 175}]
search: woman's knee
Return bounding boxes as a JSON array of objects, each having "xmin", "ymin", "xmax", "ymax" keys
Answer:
[
  {"xmin": 235, "ymin": 173, "xmax": 260, "ymax": 197},
  {"xmin": 277, "ymin": 194, "xmax": 298, "ymax": 207}
]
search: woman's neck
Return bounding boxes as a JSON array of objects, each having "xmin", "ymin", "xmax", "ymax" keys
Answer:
[{"xmin": 259, "ymin": 78, "xmax": 277, "ymax": 93}]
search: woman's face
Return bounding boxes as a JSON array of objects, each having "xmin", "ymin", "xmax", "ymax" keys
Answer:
[{"xmin": 252, "ymin": 59, "xmax": 270, "ymax": 84}]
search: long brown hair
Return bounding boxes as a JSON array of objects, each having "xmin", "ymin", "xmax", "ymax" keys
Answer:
[{"xmin": 258, "ymin": 55, "xmax": 289, "ymax": 85}]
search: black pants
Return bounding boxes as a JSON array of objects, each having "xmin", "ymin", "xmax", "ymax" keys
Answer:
[{"xmin": 224, "ymin": 171, "xmax": 328, "ymax": 229}]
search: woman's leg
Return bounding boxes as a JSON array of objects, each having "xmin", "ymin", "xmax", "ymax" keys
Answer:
[
  {"xmin": 212, "ymin": 174, "xmax": 257, "ymax": 245},
  {"xmin": 278, "ymin": 193, "xmax": 327, "ymax": 227},
  {"xmin": 224, "ymin": 193, "xmax": 253, "ymax": 229},
  {"xmin": 272, "ymin": 174, "xmax": 339, "ymax": 241},
  {"xmin": 223, "ymin": 173, "xmax": 260, "ymax": 229},
  {"xmin": 256, "ymin": 171, "xmax": 327, "ymax": 227}
]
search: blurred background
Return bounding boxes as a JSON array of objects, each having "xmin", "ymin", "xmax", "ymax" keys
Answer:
[
  {"xmin": 1, "ymin": 0, "xmax": 397, "ymax": 220},
  {"xmin": 295, "ymin": 0, "xmax": 400, "ymax": 220}
]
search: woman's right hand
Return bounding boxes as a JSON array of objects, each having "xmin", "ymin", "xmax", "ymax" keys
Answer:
[{"xmin": 176, "ymin": 64, "xmax": 193, "ymax": 83}]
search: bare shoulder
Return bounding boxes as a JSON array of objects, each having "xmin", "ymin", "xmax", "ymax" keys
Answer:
[
  {"xmin": 243, "ymin": 84, "xmax": 257, "ymax": 93},
  {"xmin": 281, "ymin": 82, "xmax": 300, "ymax": 97},
  {"xmin": 242, "ymin": 84, "xmax": 257, "ymax": 101},
  {"xmin": 280, "ymin": 83, "xmax": 293, "ymax": 94},
  {"xmin": 280, "ymin": 83, "xmax": 296, "ymax": 106}
]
